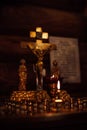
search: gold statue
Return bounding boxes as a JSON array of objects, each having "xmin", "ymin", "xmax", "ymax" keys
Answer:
[
  {"xmin": 18, "ymin": 59, "xmax": 27, "ymax": 91},
  {"xmin": 51, "ymin": 60, "xmax": 60, "ymax": 79}
]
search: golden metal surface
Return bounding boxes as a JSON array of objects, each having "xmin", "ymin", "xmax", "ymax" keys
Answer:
[{"xmin": 18, "ymin": 59, "xmax": 27, "ymax": 91}]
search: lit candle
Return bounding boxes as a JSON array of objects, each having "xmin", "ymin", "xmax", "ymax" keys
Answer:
[
  {"xmin": 57, "ymin": 80, "xmax": 60, "ymax": 92},
  {"xmin": 55, "ymin": 80, "xmax": 62, "ymax": 103}
]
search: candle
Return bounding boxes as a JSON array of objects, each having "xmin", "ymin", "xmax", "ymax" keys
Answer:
[
  {"xmin": 57, "ymin": 80, "xmax": 60, "ymax": 92},
  {"xmin": 55, "ymin": 80, "xmax": 62, "ymax": 103}
]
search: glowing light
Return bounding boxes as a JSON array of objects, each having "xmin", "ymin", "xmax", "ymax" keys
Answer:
[
  {"xmin": 55, "ymin": 99, "xmax": 62, "ymax": 103},
  {"xmin": 51, "ymin": 74, "xmax": 55, "ymax": 79},
  {"xmin": 36, "ymin": 27, "xmax": 42, "ymax": 32},
  {"xmin": 30, "ymin": 31, "xmax": 36, "ymax": 38},
  {"xmin": 42, "ymin": 32, "xmax": 48, "ymax": 39},
  {"xmin": 57, "ymin": 80, "xmax": 60, "ymax": 90}
]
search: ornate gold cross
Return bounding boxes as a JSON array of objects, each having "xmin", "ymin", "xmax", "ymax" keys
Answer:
[
  {"xmin": 20, "ymin": 27, "xmax": 56, "ymax": 91},
  {"xmin": 30, "ymin": 27, "xmax": 49, "ymax": 43},
  {"xmin": 21, "ymin": 27, "xmax": 50, "ymax": 48}
]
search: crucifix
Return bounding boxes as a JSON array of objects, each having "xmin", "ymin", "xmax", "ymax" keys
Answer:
[
  {"xmin": 21, "ymin": 27, "xmax": 56, "ymax": 91},
  {"xmin": 30, "ymin": 27, "xmax": 49, "ymax": 43}
]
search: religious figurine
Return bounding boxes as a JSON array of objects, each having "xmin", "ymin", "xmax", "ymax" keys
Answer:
[
  {"xmin": 27, "ymin": 27, "xmax": 56, "ymax": 91},
  {"xmin": 51, "ymin": 60, "xmax": 60, "ymax": 80},
  {"xmin": 18, "ymin": 59, "xmax": 27, "ymax": 91},
  {"xmin": 47, "ymin": 60, "xmax": 60, "ymax": 98}
]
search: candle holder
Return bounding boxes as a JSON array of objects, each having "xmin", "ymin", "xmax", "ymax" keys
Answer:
[{"xmin": 55, "ymin": 91, "xmax": 63, "ymax": 112}]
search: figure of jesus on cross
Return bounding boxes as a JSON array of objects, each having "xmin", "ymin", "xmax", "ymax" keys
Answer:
[{"xmin": 21, "ymin": 27, "xmax": 56, "ymax": 91}]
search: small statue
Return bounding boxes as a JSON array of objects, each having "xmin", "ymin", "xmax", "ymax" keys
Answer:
[
  {"xmin": 18, "ymin": 59, "xmax": 27, "ymax": 91},
  {"xmin": 51, "ymin": 60, "xmax": 60, "ymax": 80}
]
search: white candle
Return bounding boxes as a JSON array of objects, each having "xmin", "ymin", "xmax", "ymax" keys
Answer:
[
  {"xmin": 55, "ymin": 80, "xmax": 62, "ymax": 103},
  {"xmin": 57, "ymin": 80, "xmax": 60, "ymax": 91}
]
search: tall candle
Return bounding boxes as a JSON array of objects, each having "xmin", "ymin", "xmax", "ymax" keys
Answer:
[
  {"xmin": 57, "ymin": 80, "xmax": 60, "ymax": 92},
  {"xmin": 55, "ymin": 80, "xmax": 62, "ymax": 103}
]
